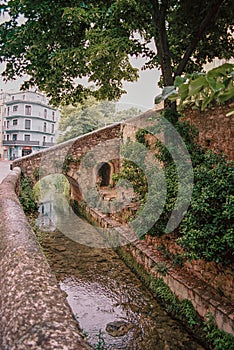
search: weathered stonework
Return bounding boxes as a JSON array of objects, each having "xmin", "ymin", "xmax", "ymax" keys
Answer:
[
  {"xmin": 145, "ymin": 234, "xmax": 234, "ymax": 304},
  {"xmin": 12, "ymin": 123, "xmax": 121, "ymax": 181},
  {"xmin": 7, "ymin": 108, "xmax": 233, "ymax": 343},
  {"xmin": 181, "ymin": 102, "xmax": 234, "ymax": 160},
  {"xmin": 81, "ymin": 204, "xmax": 234, "ymax": 337},
  {"xmin": 0, "ymin": 168, "xmax": 91, "ymax": 349}
]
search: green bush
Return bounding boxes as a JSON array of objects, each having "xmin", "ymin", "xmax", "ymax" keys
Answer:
[
  {"xmin": 178, "ymin": 152, "xmax": 234, "ymax": 264},
  {"xmin": 204, "ymin": 314, "xmax": 234, "ymax": 350},
  {"xmin": 19, "ymin": 175, "xmax": 38, "ymax": 214}
]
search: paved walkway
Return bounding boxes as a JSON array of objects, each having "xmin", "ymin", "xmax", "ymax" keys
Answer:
[{"xmin": 0, "ymin": 161, "xmax": 12, "ymax": 184}]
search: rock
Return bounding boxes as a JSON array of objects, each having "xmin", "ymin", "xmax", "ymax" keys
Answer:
[
  {"xmin": 106, "ymin": 321, "xmax": 133, "ymax": 337},
  {"xmin": 54, "ymin": 245, "xmax": 67, "ymax": 252}
]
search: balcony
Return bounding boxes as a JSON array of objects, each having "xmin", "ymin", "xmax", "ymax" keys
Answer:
[
  {"xmin": 3, "ymin": 140, "xmax": 40, "ymax": 146},
  {"xmin": 42, "ymin": 142, "xmax": 55, "ymax": 147}
]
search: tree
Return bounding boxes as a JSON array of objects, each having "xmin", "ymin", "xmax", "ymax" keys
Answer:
[
  {"xmin": 0, "ymin": 0, "xmax": 233, "ymax": 106},
  {"xmin": 57, "ymin": 97, "xmax": 142, "ymax": 142}
]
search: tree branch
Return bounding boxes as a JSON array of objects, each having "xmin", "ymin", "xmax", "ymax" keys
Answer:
[{"xmin": 174, "ymin": 0, "xmax": 225, "ymax": 77}]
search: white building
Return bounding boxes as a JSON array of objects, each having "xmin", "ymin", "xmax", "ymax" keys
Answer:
[
  {"xmin": 1, "ymin": 91, "xmax": 59, "ymax": 160},
  {"xmin": 0, "ymin": 93, "xmax": 4, "ymax": 160}
]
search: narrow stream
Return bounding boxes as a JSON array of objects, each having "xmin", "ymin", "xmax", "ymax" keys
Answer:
[{"xmin": 37, "ymin": 196, "xmax": 206, "ymax": 350}]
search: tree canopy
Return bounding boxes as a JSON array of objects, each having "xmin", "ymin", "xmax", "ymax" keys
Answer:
[
  {"xmin": 0, "ymin": 0, "xmax": 233, "ymax": 105},
  {"xmin": 57, "ymin": 97, "xmax": 142, "ymax": 142}
]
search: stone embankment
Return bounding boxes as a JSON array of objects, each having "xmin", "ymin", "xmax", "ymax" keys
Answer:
[
  {"xmin": 0, "ymin": 168, "xmax": 91, "ymax": 350},
  {"xmin": 82, "ymin": 204, "xmax": 234, "ymax": 337}
]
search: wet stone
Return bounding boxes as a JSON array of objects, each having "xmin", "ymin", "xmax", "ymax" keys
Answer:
[
  {"xmin": 37, "ymin": 207, "xmax": 207, "ymax": 350},
  {"xmin": 106, "ymin": 321, "xmax": 133, "ymax": 337},
  {"xmin": 53, "ymin": 245, "xmax": 67, "ymax": 252}
]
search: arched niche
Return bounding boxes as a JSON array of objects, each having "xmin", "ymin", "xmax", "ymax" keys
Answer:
[{"xmin": 97, "ymin": 162, "xmax": 114, "ymax": 187}]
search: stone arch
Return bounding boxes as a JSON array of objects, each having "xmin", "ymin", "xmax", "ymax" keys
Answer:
[{"xmin": 96, "ymin": 162, "xmax": 114, "ymax": 187}]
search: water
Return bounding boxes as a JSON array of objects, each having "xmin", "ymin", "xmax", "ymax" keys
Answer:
[{"xmin": 37, "ymin": 198, "xmax": 206, "ymax": 349}]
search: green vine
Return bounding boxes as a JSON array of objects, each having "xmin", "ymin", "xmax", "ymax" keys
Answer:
[
  {"xmin": 19, "ymin": 174, "xmax": 38, "ymax": 214},
  {"xmin": 117, "ymin": 108, "xmax": 234, "ymax": 264}
]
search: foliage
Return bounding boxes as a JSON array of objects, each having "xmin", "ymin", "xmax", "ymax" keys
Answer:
[
  {"xmin": 95, "ymin": 330, "xmax": 105, "ymax": 350},
  {"xmin": 58, "ymin": 97, "xmax": 142, "ymax": 142},
  {"xmin": 0, "ymin": 1, "xmax": 233, "ymax": 105},
  {"xmin": 154, "ymin": 261, "xmax": 168, "ymax": 276},
  {"xmin": 204, "ymin": 313, "xmax": 234, "ymax": 350},
  {"xmin": 157, "ymin": 63, "xmax": 234, "ymax": 111},
  {"xmin": 19, "ymin": 175, "xmax": 38, "ymax": 213},
  {"xmin": 157, "ymin": 244, "xmax": 185, "ymax": 267},
  {"xmin": 148, "ymin": 277, "xmax": 199, "ymax": 327},
  {"xmin": 118, "ymin": 247, "xmax": 233, "ymax": 349},
  {"xmin": 117, "ymin": 108, "xmax": 234, "ymax": 264},
  {"xmin": 33, "ymin": 174, "xmax": 71, "ymax": 202},
  {"xmin": 135, "ymin": 129, "xmax": 150, "ymax": 147},
  {"xmin": 178, "ymin": 152, "xmax": 234, "ymax": 264}
]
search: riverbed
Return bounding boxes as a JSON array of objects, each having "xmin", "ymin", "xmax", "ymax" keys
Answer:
[{"xmin": 38, "ymin": 216, "xmax": 206, "ymax": 350}]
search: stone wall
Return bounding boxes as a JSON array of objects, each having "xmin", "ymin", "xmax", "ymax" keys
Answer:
[
  {"xmin": 0, "ymin": 168, "xmax": 91, "ymax": 350},
  {"xmin": 145, "ymin": 234, "xmax": 234, "ymax": 304},
  {"xmin": 181, "ymin": 102, "xmax": 234, "ymax": 160},
  {"xmin": 80, "ymin": 204, "xmax": 234, "ymax": 337},
  {"xmin": 12, "ymin": 123, "xmax": 121, "ymax": 186}
]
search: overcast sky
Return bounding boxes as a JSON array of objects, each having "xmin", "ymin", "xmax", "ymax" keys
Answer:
[{"xmin": 0, "ymin": 61, "xmax": 161, "ymax": 112}]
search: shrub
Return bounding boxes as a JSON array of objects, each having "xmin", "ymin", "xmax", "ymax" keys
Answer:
[{"xmin": 19, "ymin": 175, "xmax": 38, "ymax": 214}]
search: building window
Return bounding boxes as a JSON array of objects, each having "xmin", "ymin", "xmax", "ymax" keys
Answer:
[
  {"xmin": 43, "ymin": 122, "xmax": 47, "ymax": 132},
  {"xmin": 52, "ymin": 111, "xmax": 55, "ymax": 121},
  {"xmin": 6, "ymin": 120, "xmax": 9, "ymax": 129},
  {"xmin": 23, "ymin": 95, "xmax": 25, "ymax": 100},
  {"xmin": 7, "ymin": 134, "xmax": 9, "ymax": 141},
  {"xmin": 12, "ymin": 134, "xmax": 17, "ymax": 141},
  {"xmin": 25, "ymin": 119, "xmax": 31, "ymax": 130},
  {"xmin": 25, "ymin": 105, "xmax": 32, "ymax": 116},
  {"xmin": 13, "ymin": 105, "xmax": 18, "ymax": 112},
  {"xmin": 44, "ymin": 109, "xmax": 47, "ymax": 118},
  {"xmin": 12, "ymin": 96, "xmax": 14, "ymax": 101},
  {"xmin": 13, "ymin": 119, "xmax": 18, "ymax": 126},
  {"xmin": 7, "ymin": 107, "xmax": 10, "ymax": 116},
  {"xmin": 51, "ymin": 124, "xmax": 54, "ymax": 133},
  {"xmin": 24, "ymin": 134, "xmax": 31, "ymax": 142},
  {"xmin": 51, "ymin": 137, "xmax": 54, "ymax": 143},
  {"xmin": 43, "ymin": 136, "xmax": 46, "ymax": 144}
]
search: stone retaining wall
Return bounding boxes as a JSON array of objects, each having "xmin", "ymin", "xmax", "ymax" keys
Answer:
[
  {"xmin": 181, "ymin": 102, "xmax": 234, "ymax": 161},
  {"xmin": 81, "ymin": 204, "xmax": 234, "ymax": 337},
  {"xmin": 0, "ymin": 168, "xmax": 91, "ymax": 350}
]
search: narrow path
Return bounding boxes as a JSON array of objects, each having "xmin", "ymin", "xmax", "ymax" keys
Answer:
[{"xmin": 0, "ymin": 161, "xmax": 12, "ymax": 183}]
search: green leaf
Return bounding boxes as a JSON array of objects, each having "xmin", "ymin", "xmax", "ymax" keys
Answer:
[
  {"xmin": 174, "ymin": 75, "xmax": 187, "ymax": 87},
  {"xmin": 188, "ymin": 76, "xmax": 207, "ymax": 96},
  {"xmin": 218, "ymin": 87, "xmax": 234, "ymax": 103}
]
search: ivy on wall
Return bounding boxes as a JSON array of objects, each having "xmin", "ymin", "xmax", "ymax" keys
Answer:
[{"xmin": 117, "ymin": 108, "xmax": 234, "ymax": 265}]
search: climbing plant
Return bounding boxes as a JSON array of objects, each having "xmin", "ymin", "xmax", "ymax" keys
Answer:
[
  {"xmin": 19, "ymin": 175, "xmax": 38, "ymax": 214},
  {"xmin": 117, "ymin": 108, "xmax": 234, "ymax": 264}
]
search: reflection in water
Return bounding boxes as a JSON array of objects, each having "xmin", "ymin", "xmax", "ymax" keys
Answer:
[
  {"xmin": 37, "ymin": 193, "xmax": 130, "ymax": 248},
  {"xmin": 38, "ymin": 200, "xmax": 56, "ymax": 231},
  {"xmin": 37, "ymin": 196, "xmax": 205, "ymax": 350}
]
